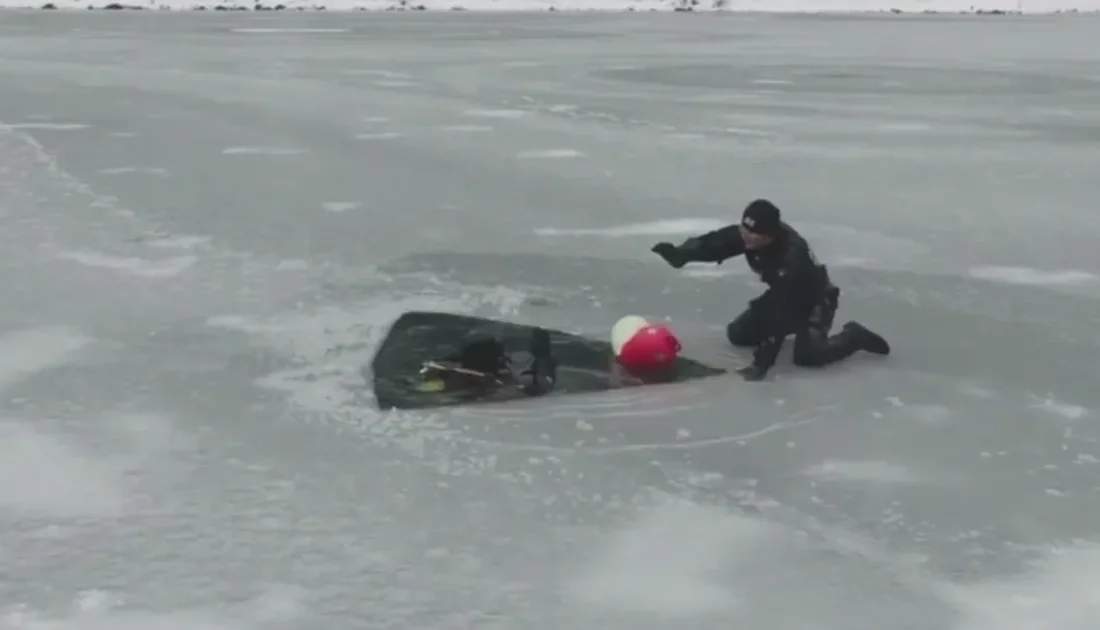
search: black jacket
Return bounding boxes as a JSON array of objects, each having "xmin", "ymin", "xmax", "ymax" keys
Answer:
[{"xmin": 674, "ymin": 220, "xmax": 834, "ymax": 334}]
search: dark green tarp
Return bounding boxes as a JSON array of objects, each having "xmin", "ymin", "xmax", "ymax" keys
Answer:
[{"xmin": 367, "ymin": 311, "xmax": 726, "ymax": 411}]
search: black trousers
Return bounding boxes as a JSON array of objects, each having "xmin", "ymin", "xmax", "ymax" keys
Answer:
[{"xmin": 725, "ymin": 286, "xmax": 860, "ymax": 368}]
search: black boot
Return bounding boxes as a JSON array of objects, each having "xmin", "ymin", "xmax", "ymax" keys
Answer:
[{"xmin": 842, "ymin": 322, "xmax": 890, "ymax": 355}]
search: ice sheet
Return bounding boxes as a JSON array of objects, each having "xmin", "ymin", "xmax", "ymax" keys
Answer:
[{"xmin": 1, "ymin": 11, "xmax": 1098, "ymax": 630}]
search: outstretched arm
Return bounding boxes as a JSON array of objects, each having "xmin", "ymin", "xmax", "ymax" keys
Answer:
[{"xmin": 652, "ymin": 224, "xmax": 746, "ymax": 268}]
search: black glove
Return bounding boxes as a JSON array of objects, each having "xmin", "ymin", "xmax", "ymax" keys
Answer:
[
  {"xmin": 651, "ymin": 242, "xmax": 686, "ymax": 269},
  {"xmin": 737, "ymin": 364, "xmax": 769, "ymax": 381}
]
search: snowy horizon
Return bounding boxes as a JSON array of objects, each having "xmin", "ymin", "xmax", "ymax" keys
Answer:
[{"xmin": 3, "ymin": 0, "xmax": 1099, "ymax": 13}]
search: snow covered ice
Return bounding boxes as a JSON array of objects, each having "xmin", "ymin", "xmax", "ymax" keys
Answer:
[{"xmin": 2, "ymin": 8, "xmax": 1100, "ymax": 630}]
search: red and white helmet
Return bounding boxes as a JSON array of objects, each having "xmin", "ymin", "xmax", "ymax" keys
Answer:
[{"xmin": 610, "ymin": 315, "xmax": 681, "ymax": 376}]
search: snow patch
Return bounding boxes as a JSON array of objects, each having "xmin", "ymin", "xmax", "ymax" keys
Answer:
[
  {"xmin": 2, "ymin": 584, "xmax": 309, "ymax": 630},
  {"xmin": 98, "ymin": 166, "xmax": 169, "ymax": 176},
  {"xmin": 1030, "ymin": 395, "xmax": 1090, "ymax": 420},
  {"xmin": 0, "ymin": 407, "xmax": 188, "ymax": 520},
  {"xmin": 967, "ymin": 266, "xmax": 1098, "ymax": 287},
  {"xmin": 463, "ymin": 108, "xmax": 527, "ymax": 119},
  {"xmin": 723, "ymin": 126, "xmax": 782, "ymax": 138},
  {"xmin": 231, "ymin": 27, "xmax": 350, "ymax": 32},
  {"xmin": 322, "ymin": 201, "xmax": 362, "ymax": 213},
  {"xmin": 100, "ymin": 412, "xmax": 190, "ymax": 460},
  {"xmin": 0, "ymin": 422, "xmax": 127, "ymax": 518},
  {"xmin": 947, "ymin": 543, "xmax": 1100, "ymax": 630},
  {"xmin": 681, "ymin": 266, "xmax": 746, "ymax": 279},
  {"xmin": 534, "ymin": 218, "xmax": 726, "ymax": 237},
  {"xmin": 373, "ymin": 79, "xmax": 419, "ymax": 88},
  {"xmin": 802, "ymin": 459, "xmax": 928, "ymax": 484},
  {"xmin": 347, "ymin": 69, "xmax": 412, "ymax": 80},
  {"xmin": 1, "ymin": 123, "xmax": 89, "ymax": 131},
  {"xmin": 56, "ymin": 250, "xmax": 198, "ymax": 278},
  {"xmin": 220, "ymin": 146, "xmax": 307, "ymax": 156},
  {"xmin": 876, "ymin": 121, "xmax": 935, "ymax": 132},
  {"xmin": 902, "ymin": 403, "xmax": 955, "ymax": 426},
  {"xmin": 142, "ymin": 233, "xmax": 213, "ymax": 251},
  {"xmin": 566, "ymin": 494, "xmax": 775, "ymax": 617},
  {"xmin": 0, "ymin": 326, "xmax": 91, "ymax": 391},
  {"xmin": 438, "ymin": 124, "xmax": 494, "ymax": 133},
  {"xmin": 274, "ymin": 259, "xmax": 310, "ymax": 271},
  {"xmin": 354, "ymin": 131, "xmax": 404, "ymax": 140},
  {"xmin": 517, "ymin": 148, "xmax": 584, "ymax": 159}
]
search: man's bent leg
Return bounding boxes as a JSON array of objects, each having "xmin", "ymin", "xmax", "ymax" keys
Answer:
[
  {"xmin": 726, "ymin": 306, "xmax": 768, "ymax": 348},
  {"xmin": 791, "ymin": 325, "xmax": 861, "ymax": 367},
  {"xmin": 791, "ymin": 288, "xmax": 889, "ymax": 367}
]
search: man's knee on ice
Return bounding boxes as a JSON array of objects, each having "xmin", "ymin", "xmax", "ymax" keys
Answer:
[{"xmin": 726, "ymin": 319, "xmax": 758, "ymax": 347}]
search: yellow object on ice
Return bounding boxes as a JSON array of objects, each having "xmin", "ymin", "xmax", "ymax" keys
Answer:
[{"xmin": 414, "ymin": 379, "xmax": 446, "ymax": 393}]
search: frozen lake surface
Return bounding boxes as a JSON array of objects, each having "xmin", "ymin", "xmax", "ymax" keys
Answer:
[{"xmin": 2, "ymin": 10, "xmax": 1100, "ymax": 630}]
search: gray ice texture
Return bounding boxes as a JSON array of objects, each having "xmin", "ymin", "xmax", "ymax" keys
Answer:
[{"xmin": 2, "ymin": 9, "xmax": 1100, "ymax": 630}]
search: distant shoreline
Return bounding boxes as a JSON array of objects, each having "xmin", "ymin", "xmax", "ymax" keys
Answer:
[{"xmin": 4, "ymin": 2, "xmax": 1098, "ymax": 15}]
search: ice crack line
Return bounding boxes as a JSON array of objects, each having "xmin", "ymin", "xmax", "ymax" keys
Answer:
[{"xmin": 461, "ymin": 414, "xmax": 819, "ymax": 455}]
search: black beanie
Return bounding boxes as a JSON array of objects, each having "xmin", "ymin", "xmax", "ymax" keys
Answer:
[{"xmin": 741, "ymin": 199, "xmax": 781, "ymax": 236}]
